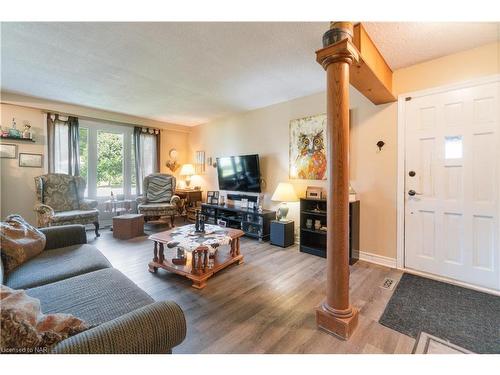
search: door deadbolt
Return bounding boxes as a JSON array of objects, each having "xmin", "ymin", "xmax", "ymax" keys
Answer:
[
  {"xmin": 409, "ymin": 171, "xmax": 416, "ymax": 177},
  {"xmin": 408, "ymin": 189, "xmax": 421, "ymax": 196}
]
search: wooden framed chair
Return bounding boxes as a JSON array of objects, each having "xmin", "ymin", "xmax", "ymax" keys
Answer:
[
  {"xmin": 34, "ymin": 173, "xmax": 100, "ymax": 236},
  {"xmin": 136, "ymin": 173, "xmax": 181, "ymax": 226}
]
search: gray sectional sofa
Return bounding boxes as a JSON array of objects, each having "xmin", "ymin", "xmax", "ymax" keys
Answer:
[{"xmin": 1, "ymin": 224, "xmax": 186, "ymax": 354}]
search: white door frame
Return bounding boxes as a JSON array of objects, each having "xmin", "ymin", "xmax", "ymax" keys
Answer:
[{"xmin": 396, "ymin": 74, "xmax": 500, "ymax": 283}]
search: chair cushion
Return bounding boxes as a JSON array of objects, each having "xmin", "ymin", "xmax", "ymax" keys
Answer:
[
  {"xmin": 51, "ymin": 209, "xmax": 99, "ymax": 223},
  {"xmin": 42, "ymin": 174, "xmax": 80, "ymax": 212},
  {"xmin": 138, "ymin": 203, "xmax": 176, "ymax": 212},
  {"xmin": 4, "ymin": 244, "xmax": 112, "ymax": 290},
  {"xmin": 27, "ymin": 268, "xmax": 154, "ymax": 325},
  {"xmin": 146, "ymin": 175, "xmax": 173, "ymax": 203}
]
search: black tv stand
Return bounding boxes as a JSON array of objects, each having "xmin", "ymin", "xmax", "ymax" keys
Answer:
[{"xmin": 201, "ymin": 203, "xmax": 276, "ymax": 241}]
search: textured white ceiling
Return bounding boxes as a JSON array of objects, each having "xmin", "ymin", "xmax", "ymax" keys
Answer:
[
  {"xmin": 363, "ymin": 22, "xmax": 499, "ymax": 70},
  {"xmin": 1, "ymin": 22, "xmax": 498, "ymax": 126}
]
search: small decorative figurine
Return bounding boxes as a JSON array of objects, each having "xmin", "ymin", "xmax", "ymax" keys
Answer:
[
  {"xmin": 200, "ymin": 214, "xmax": 205, "ymax": 232},
  {"xmin": 8, "ymin": 118, "xmax": 21, "ymax": 138},
  {"xmin": 22, "ymin": 121, "xmax": 32, "ymax": 139},
  {"xmin": 166, "ymin": 148, "xmax": 180, "ymax": 172},
  {"xmin": 195, "ymin": 209, "xmax": 204, "ymax": 233}
]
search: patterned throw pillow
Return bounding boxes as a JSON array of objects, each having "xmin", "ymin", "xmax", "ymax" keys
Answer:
[
  {"xmin": 0, "ymin": 215, "xmax": 46, "ymax": 273},
  {"xmin": 0, "ymin": 285, "xmax": 91, "ymax": 353},
  {"xmin": 146, "ymin": 175, "xmax": 173, "ymax": 203}
]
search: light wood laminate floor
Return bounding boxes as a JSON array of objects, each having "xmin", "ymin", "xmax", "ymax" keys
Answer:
[{"xmin": 88, "ymin": 224, "xmax": 415, "ymax": 354}]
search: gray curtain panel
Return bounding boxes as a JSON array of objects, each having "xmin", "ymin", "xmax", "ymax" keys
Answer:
[
  {"xmin": 134, "ymin": 127, "xmax": 143, "ymax": 195},
  {"xmin": 67, "ymin": 116, "xmax": 80, "ymax": 176},
  {"xmin": 156, "ymin": 130, "xmax": 161, "ymax": 173},
  {"xmin": 47, "ymin": 113, "xmax": 56, "ymax": 173}
]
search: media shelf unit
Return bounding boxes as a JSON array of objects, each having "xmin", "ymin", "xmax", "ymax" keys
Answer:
[
  {"xmin": 299, "ymin": 198, "xmax": 360, "ymax": 264},
  {"xmin": 201, "ymin": 203, "xmax": 276, "ymax": 241}
]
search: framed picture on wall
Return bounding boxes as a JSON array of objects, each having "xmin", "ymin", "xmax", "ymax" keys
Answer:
[
  {"xmin": 19, "ymin": 153, "xmax": 43, "ymax": 168},
  {"xmin": 289, "ymin": 113, "xmax": 327, "ymax": 180},
  {"xmin": 0, "ymin": 143, "xmax": 18, "ymax": 159},
  {"xmin": 195, "ymin": 150, "xmax": 205, "ymax": 174},
  {"xmin": 207, "ymin": 190, "xmax": 219, "ymax": 205}
]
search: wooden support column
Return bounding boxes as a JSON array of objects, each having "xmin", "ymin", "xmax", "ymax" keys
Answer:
[{"xmin": 315, "ymin": 22, "xmax": 360, "ymax": 340}]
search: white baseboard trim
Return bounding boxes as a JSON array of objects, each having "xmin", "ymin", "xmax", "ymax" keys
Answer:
[{"xmin": 358, "ymin": 251, "xmax": 397, "ymax": 269}]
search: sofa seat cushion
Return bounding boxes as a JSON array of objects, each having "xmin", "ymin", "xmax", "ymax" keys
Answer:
[
  {"xmin": 4, "ymin": 244, "xmax": 112, "ymax": 290},
  {"xmin": 51, "ymin": 209, "xmax": 99, "ymax": 223},
  {"xmin": 26, "ymin": 268, "xmax": 155, "ymax": 325}
]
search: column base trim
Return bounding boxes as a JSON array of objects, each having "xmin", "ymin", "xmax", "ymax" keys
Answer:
[{"xmin": 316, "ymin": 303, "xmax": 359, "ymax": 340}]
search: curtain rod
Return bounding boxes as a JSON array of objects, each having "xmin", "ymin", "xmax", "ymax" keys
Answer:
[
  {"xmin": 1, "ymin": 99, "xmax": 190, "ymax": 133},
  {"xmin": 43, "ymin": 110, "xmax": 162, "ymax": 131}
]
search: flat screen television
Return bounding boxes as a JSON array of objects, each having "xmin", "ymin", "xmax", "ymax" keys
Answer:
[{"xmin": 216, "ymin": 154, "xmax": 261, "ymax": 193}]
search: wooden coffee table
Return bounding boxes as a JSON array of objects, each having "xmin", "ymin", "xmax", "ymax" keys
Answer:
[{"xmin": 148, "ymin": 225, "xmax": 244, "ymax": 289}]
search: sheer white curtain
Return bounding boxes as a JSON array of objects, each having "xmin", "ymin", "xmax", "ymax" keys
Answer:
[
  {"xmin": 134, "ymin": 127, "xmax": 160, "ymax": 195},
  {"xmin": 47, "ymin": 113, "xmax": 80, "ymax": 175},
  {"xmin": 54, "ymin": 121, "xmax": 69, "ymax": 173},
  {"xmin": 141, "ymin": 133, "xmax": 157, "ymax": 178}
]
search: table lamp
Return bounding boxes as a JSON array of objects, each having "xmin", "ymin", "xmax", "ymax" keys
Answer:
[
  {"xmin": 271, "ymin": 182, "xmax": 298, "ymax": 221},
  {"xmin": 180, "ymin": 164, "xmax": 195, "ymax": 187}
]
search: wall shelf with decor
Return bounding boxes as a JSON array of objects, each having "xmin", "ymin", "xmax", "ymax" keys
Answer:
[
  {"xmin": 0, "ymin": 137, "xmax": 35, "ymax": 142},
  {"xmin": 299, "ymin": 198, "xmax": 360, "ymax": 264}
]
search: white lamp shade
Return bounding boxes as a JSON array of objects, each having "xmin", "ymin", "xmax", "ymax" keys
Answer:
[
  {"xmin": 180, "ymin": 164, "xmax": 195, "ymax": 176},
  {"xmin": 271, "ymin": 182, "xmax": 298, "ymax": 202}
]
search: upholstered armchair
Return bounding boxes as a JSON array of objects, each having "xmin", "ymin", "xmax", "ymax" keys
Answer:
[
  {"xmin": 136, "ymin": 173, "xmax": 181, "ymax": 227},
  {"xmin": 34, "ymin": 173, "xmax": 100, "ymax": 236}
]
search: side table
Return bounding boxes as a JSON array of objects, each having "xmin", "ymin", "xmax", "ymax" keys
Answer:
[
  {"xmin": 113, "ymin": 214, "xmax": 144, "ymax": 240},
  {"xmin": 104, "ymin": 199, "xmax": 133, "ymax": 216},
  {"xmin": 175, "ymin": 189, "xmax": 203, "ymax": 222},
  {"xmin": 270, "ymin": 220, "xmax": 295, "ymax": 248}
]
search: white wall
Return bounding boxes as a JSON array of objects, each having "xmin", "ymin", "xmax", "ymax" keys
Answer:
[
  {"xmin": 189, "ymin": 87, "xmax": 398, "ymax": 258},
  {"xmin": 0, "ymin": 104, "xmax": 48, "ymax": 224},
  {"xmin": 0, "ymin": 99, "xmax": 190, "ymax": 225},
  {"xmin": 189, "ymin": 42, "xmax": 500, "ymax": 260}
]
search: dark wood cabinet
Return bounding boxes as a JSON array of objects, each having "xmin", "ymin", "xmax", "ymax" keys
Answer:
[
  {"xmin": 270, "ymin": 220, "xmax": 295, "ymax": 248},
  {"xmin": 201, "ymin": 203, "xmax": 276, "ymax": 241},
  {"xmin": 299, "ymin": 198, "xmax": 360, "ymax": 264},
  {"xmin": 176, "ymin": 189, "xmax": 203, "ymax": 222}
]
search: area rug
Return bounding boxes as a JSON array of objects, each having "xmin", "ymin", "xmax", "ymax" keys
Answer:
[
  {"xmin": 413, "ymin": 332, "xmax": 473, "ymax": 354},
  {"xmin": 379, "ymin": 273, "xmax": 500, "ymax": 354}
]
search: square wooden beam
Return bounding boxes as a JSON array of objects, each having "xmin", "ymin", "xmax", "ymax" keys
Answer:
[{"xmin": 350, "ymin": 23, "xmax": 396, "ymax": 104}]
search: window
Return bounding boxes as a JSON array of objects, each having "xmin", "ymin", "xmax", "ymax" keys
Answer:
[
  {"xmin": 78, "ymin": 120, "xmax": 139, "ymax": 200},
  {"xmin": 445, "ymin": 136, "xmax": 463, "ymax": 159},
  {"xmin": 53, "ymin": 118, "xmax": 157, "ymax": 200},
  {"xmin": 97, "ymin": 131, "xmax": 124, "ymax": 197}
]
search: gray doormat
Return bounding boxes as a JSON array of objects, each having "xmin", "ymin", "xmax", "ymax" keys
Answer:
[{"xmin": 379, "ymin": 273, "xmax": 500, "ymax": 354}]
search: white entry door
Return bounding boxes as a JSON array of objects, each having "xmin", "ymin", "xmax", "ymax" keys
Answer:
[{"xmin": 404, "ymin": 78, "xmax": 500, "ymax": 290}]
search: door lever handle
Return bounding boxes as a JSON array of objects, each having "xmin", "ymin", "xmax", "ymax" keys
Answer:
[{"xmin": 408, "ymin": 190, "xmax": 422, "ymax": 196}]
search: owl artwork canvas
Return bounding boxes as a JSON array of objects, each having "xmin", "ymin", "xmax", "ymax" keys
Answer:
[{"xmin": 289, "ymin": 114, "xmax": 327, "ymax": 180}]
